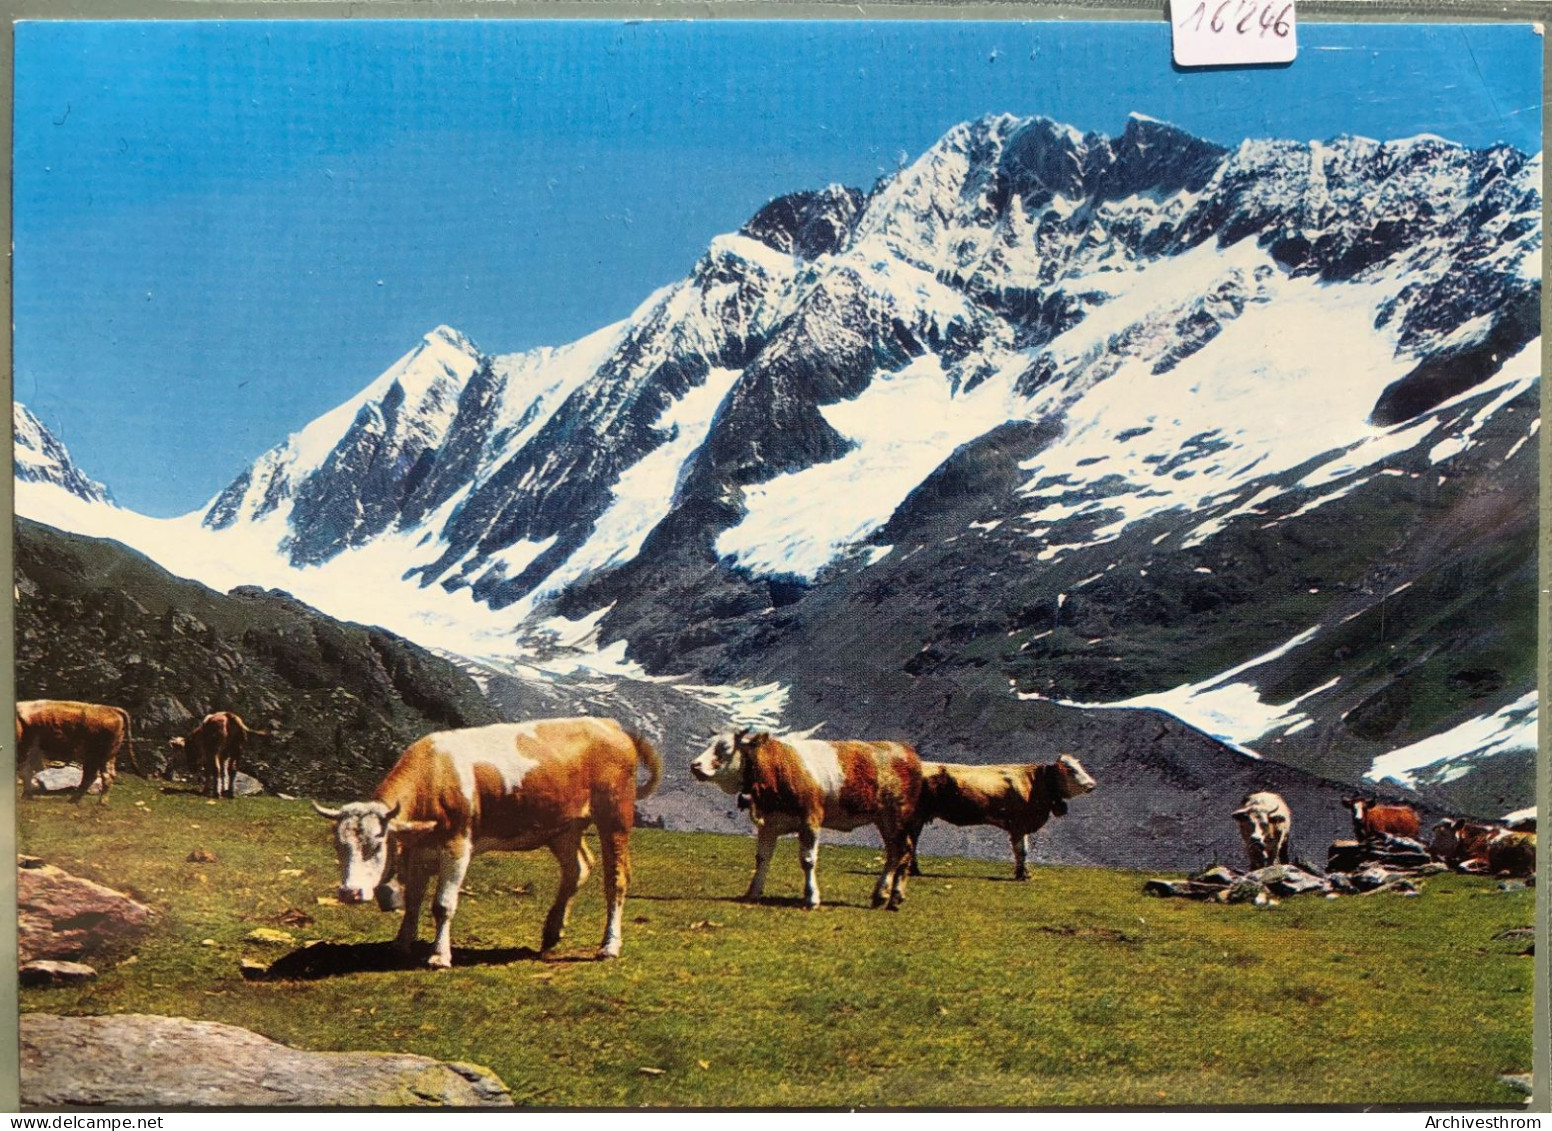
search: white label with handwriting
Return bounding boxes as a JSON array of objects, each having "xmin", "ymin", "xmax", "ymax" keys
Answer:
[{"xmin": 1172, "ymin": 0, "xmax": 1297, "ymax": 67}]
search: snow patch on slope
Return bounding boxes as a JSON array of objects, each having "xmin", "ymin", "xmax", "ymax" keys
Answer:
[
  {"xmin": 1365, "ymin": 691, "xmax": 1539, "ymax": 787},
  {"xmin": 1016, "ymin": 627, "xmax": 1325, "ymax": 757},
  {"xmin": 716, "ymin": 354, "xmax": 1033, "ymax": 578}
]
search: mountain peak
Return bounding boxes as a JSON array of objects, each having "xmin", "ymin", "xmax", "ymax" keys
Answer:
[
  {"xmin": 13, "ymin": 403, "xmax": 114, "ymax": 505},
  {"xmin": 423, "ymin": 324, "xmax": 480, "ymax": 356}
]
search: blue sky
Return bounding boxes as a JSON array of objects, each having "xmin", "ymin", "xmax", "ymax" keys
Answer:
[{"xmin": 14, "ymin": 19, "xmax": 1542, "ymax": 516}]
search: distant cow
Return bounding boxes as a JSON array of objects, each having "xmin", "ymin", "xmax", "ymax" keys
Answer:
[
  {"xmin": 690, "ymin": 729, "xmax": 922, "ymax": 910},
  {"xmin": 169, "ymin": 711, "xmax": 269, "ymax": 799},
  {"xmin": 1343, "ymin": 797, "xmax": 1421, "ymax": 842},
  {"xmin": 909, "ymin": 755, "xmax": 1097, "ymax": 881},
  {"xmin": 1432, "ymin": 818, "xmax": 1536, "ymax": 877},
  {"xmin": 16, "ymin": 699, "xmax": 138, "ymax": 803},
  {"xmin": 1232, "ymin": 792, "xmax": 1292, "ymax": 869},
  {"xmin": 313, "ymin": 718, "xmax": 660, "ymax": 967}
]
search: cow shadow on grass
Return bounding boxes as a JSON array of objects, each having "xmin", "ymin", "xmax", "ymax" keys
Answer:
[
  {"xmin": 631, "ymin": 892, "xmax": 871, "ymax": 909},
  {"xmin": 841, "ymin": 866, "xmax": 1021, "ymax": 883},
  {"xmin": 254, "ymin": 941, "xmax": 597, "ymax": 980}
]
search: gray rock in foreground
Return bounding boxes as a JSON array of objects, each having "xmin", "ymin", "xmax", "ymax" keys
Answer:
[{"xmin": 22, "ymin": 1014, "xmax": 514, "ymax": 1107}]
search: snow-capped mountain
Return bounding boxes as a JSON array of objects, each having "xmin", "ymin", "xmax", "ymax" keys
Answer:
[
  {"xmin": 17, "ymin": 111, "xmax": 1541, "ymax": 824},
  {"xmin": 14, "ymin": 404, "xmax": 113, "ymax": 505}
]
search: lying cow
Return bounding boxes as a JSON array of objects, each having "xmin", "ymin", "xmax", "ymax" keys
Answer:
[
  {"xmin": 16, "ymin": 699, "xmax": 138, "ymax": 803},
  {"xmin": 690, "ymin": 729, "xmax": 922, "ymax": 910},
  {"xmin": 169, "ymin": 711, "xmax": 270, "ymax": 799},
  {"xmin": 1232, "ymin": 792, "xmax": 1292, "ymax": 869},
  {"xmin": 313, "ymin": 717, "xmax": 660, "ymax": 967},
  {"xmin": 1432, "ymin": 818, "xmax": 1536, "ymax": 877},
  {"xmin": 909, "ymin": 755, "xmax": 1096, "ymax": 881},
  {"xmin": 1343, "ymin": 796, "xmax": 1420, "ymax": 842}
]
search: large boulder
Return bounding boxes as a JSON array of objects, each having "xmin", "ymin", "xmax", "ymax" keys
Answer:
[
  {"xmin": 17, "ymin": 863, "xmax": 154, "ymax": 963},
  {"xmin": 21, "ymin": 1014, "xmax": 514, "ymax": 1107},
  {"xmin": 29, "ymin": 766, "xmax": 102, "ymax": 795}
]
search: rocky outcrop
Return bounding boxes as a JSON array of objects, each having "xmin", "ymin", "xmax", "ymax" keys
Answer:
[
  {"xmin": 17, "ymin": 863, "xmax": 154, "ymax": 963},
  {"xmin": 21, "ymin": 1014, "xmax": 514, "ymax": 1107}
]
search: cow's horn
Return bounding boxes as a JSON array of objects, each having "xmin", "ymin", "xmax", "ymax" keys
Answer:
[
  {"xmin": 311, "ymin": 801, "xmax": 343, "ymax": 820},
  {"xmin": 382, "ymin": 801, "xmax": 401, "ymax": 822}
]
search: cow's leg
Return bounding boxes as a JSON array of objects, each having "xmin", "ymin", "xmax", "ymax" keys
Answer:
[
  {"xmin": 595, "ymin": 826, "xmax": 631, "ymax": 960},
  {"xmin": 743, "ymin": 823, "xmax": 779, "ymax": 901},
  {"xmin": 1012, "ymin": 833, "xmax": 1030, "ymax": 881},
  {"xmin": 18, "ymin": 738, "xmax": 40, "ymax": 798},
  {"xmin": 872, "ymin": 816, "xmax": 909, "ymax": 910},
  {"xmin": 73, "ymin": 753, "xmax": 105, "ymax": 804},
  {"xmin": 887, "ymin": 827, "xmax": 916, "ymax": 910},
  {"xmin": 542, "ymin": 826, "xmax": 587, "ymax": 956},
  {"xmin": 97, "ymin": 751, "xmax": 117, "ymax": 805},
  {"xmin": 394, "ymin": 854, "xmax": 432, "ymax": 959},
  {"xmin": 798, "ymin": 824, "xmax": 822, "ymax": 910},
  {"xmin": 427, "ymin": 839, "xmax": 473, "ymax": 969}
]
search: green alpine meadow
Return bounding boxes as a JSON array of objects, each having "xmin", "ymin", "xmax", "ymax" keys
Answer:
[{"xmin": 19, "ymin": 779, "xmax": 1533, "ymax": 1108}]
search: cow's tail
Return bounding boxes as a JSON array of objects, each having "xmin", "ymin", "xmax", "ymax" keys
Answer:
[
  {"xmin": 118, "ymin": 709, "xmax": 142, "ymax": 776},
  {"xmin": 629, "ymin": 732, "xmax": 662, "ymax": 799}
]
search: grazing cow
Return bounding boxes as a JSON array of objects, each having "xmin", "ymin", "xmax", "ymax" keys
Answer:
[
  {"xmin": 1487, "ymin": 830, "xmax": 1537, "ymax": 878},
  {"xmin": 1232, "ymin": 792, "xmax": 1292, "ymax": 869},
  {"xmin": 1432, "ymin": 818, "xmax": 1536, "ymax": 877},
  {"xmin": 690, "ymin": 729, "xmax": 922, "ymax": 910},
  {"xmin": 313, "ymin": 718, "xmax": 659, "ymax": 968},
  {"xmin": 16, "ymin": 699, "xmax": 138, "ymax": 803},
  {"xmin": 169, "ymin": 711, "xmax": 270, "ymax": 799},
  {"xmin": 1343, "ymin": 797, "xmax": 1421, "ymax": 842},
  {"xmin": 909, "ymin": 755, "xmax": 1097, "ymax": 881}
]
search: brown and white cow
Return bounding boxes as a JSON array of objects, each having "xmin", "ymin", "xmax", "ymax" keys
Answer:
[
  {"xmin": 313, "ymin": 717, "xmax": 660, "ymax": 968},
  {"xmin": 1432, "ymin": 818, "xmax": 1536, "ymax": 877},
  {"xmin": 1232, "ymin": 791, "xmax": 1292, "ymax": 869},
  {"xmin": 1343, "ymin": 797, "xmax": 1421, "ymax": 842},
  {"xmin": 690, "ymin": 729, "xmax": 922, "ymax": 910},
  {"xmin": 169, "ymin": 711, "xmax": 270, "ymax": 799},
  {"xmin": 909, "ymin": 755, "xmax": 1096, "ymax": 881},
  {"xmin": 16, "ymin": 699, "xmax": 138, "ymax": 803}
]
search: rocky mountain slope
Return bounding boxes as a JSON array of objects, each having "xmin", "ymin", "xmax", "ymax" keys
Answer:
[
  {"xmin": 16, "ymin": 112, "xmax": 1540, "ymax": 843},
  {"xmin": 15, "ymin": 518, "xmax": 501, "ymax": 798}
]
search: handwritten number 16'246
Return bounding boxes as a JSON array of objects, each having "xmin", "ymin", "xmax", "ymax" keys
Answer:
[{"xmin": 1177, "ymin": 0, "xmax": 1293, "ymax": 37}]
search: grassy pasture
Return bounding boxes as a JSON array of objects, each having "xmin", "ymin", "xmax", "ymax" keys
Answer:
[{"xmin": 19, "ymin": 778, "xmax": 1533, "ymax": 1107}]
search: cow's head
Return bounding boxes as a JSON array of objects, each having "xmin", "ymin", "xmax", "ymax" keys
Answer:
[
  {"xmin": 1342, "ymin": 796, "xmax": 1370, "ymax": 822},
  {"xmin": 1232, "ymin": 801, "xmax": 1285, "ymax": 856},
  {"xmin": 690, "ymin": 728, "xmax": 758, "ymax": 795},
  {"xmin": 1431, "ymin": 817, "xmax": 1467, "ymax": 861},
  {"xmin": 166, "ymin": 735, "xmax": 194, "ymax": 777},
  {"xmin": 312, "ymin": 800, "xmax": 435, "ymax": 905},
  {"xmin": 1054, "ymin": 754, "xmax": 1097, "ymax": 798}
]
